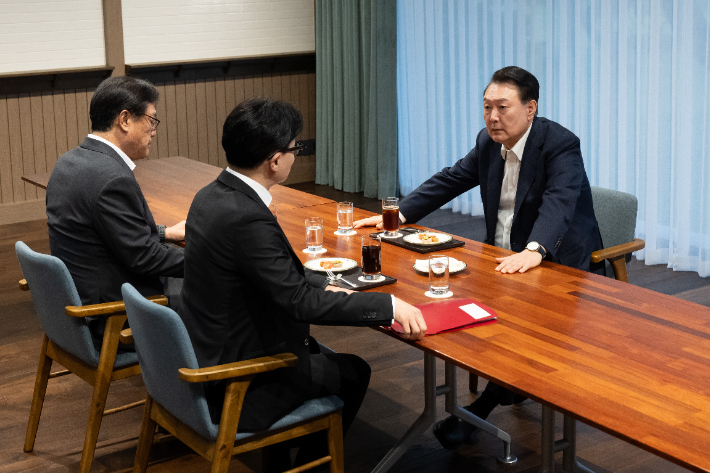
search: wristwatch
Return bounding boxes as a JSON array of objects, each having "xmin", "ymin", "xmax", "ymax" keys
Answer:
[
  {"xmin": 526, "ymin": 241, "xmax": 547, "ymax": 259},
  {"xmin": 157, "ymin": 225, "xmax": 166, "ymax": 242}
]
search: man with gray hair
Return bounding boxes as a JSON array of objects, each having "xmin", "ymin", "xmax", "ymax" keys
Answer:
[{"xmin": 46, "ymin": 76, "xmax": 184, "ymax": 349}]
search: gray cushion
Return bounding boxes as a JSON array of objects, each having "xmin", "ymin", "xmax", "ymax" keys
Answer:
[{"xmin": 590, "ymin": 187, "xmax": 639, "ymax": 278}]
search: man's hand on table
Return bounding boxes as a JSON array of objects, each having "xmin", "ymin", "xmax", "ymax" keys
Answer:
[
  {"xmin": 353, "ymin": 215, "xmax": 384, "ymax": 230},
  {"xmin": 394, "ymin": 298, "xmax": 427, "ymax": 340},
  {"xmin": 165, "ymin": 220, "xmax": 186, "ymax": 242},
  {"xmin": 495, "ymin": 250, "xmax": 543, "ymax": 274}
]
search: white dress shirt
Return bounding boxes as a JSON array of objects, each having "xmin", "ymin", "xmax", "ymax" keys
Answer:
[
  {"xmin": 87, "ymin": 134, "xmax": 136, "ymax": 171},
  {"xmin": 494, "ymin": 123, "xmax": 532, "ymax": 250}
]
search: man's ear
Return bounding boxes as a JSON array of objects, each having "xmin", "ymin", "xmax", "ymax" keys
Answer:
[
  {"xmin": 269, "ymin": 153, "xmax": 281, "ymax": 172},
  {"xmin": 116, "ymin": 110, "xmax": 131, "ymax": 132},
  {"xmin": 527, "ymin": 100, "xmax": 538, "ymax": 119}
]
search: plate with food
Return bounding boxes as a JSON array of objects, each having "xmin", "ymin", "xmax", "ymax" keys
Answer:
[
  {"xmin": 304, "ymin": 257, "xmax": 358, "ymax": 272},
  {"xmin": 413, "ymin": 258, "xmax": 467, "ymax": 274},
  {"xmin": 402, "ymin": 232, "xmax": 453, "ymax": 245}
]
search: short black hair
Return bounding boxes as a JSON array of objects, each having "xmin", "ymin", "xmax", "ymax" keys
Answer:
[
  {"xmin": 485, "ymin": 66, "xmax": 539, "ymax": 114},
  {"xmin": 222, "ymin": 97, "xmax": 303, "ymax": 169},
  {"xmin": 89, "ymin": 76, "xmax": 159, "ymax": 132}
]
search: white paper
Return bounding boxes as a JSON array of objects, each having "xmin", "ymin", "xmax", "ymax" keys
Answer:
[{"xmin": 459, "ymin": 302, "xmax": 491, "ymax": 320}]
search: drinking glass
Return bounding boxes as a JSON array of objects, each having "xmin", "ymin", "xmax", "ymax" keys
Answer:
[
  {"xmin": 361, "ymin": 235, "xmax": 382, "ymax": 279},
  {"xmin": 428, "ymin": 255, "xmax": 449, "ymax": 295},
  {"xmin": 382, "ymin": 197, "xmax": 400, "ymax": 237},
  {"xmin": 336, "ymin": 201, "xmax": 354, "ymax": 234},
  {"xmin": 305, "ymin": 217, "xmax": 323, "ymax": 251}
]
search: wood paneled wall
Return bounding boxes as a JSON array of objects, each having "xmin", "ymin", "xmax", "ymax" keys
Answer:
[{"xmin": 0, "ymin": 71, "xmax": 316, "ymax": 224}]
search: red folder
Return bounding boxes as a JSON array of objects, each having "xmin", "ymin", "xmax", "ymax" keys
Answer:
[{"xmin": 390, "ymin": 298, "xmax": 497, "ymax": 336}]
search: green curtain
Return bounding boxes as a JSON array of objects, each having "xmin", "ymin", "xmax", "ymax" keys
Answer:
[{"xmin": 315, "ymin": 0, "xmax": 398, "ymax": 199}]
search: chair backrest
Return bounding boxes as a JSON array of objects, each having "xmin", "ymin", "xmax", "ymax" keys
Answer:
[
  {"xmin": 15, "ymin": 241, "xmax": 99, "ymax": 365},
  {"xmin": 121, "ymin": 283, "xmax": 219, "ymax": 439},
  {"xmin": 590, "ymin": 187, "xmax": 639, "ymax": 277}
]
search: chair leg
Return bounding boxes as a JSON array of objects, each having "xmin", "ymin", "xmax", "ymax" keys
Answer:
[
  {"xmin": 78, "ymin": 315, "xmax": 124, "ymax": 473},
  {"xmin": 327, "ymin": 411, "xmax": 344, "ymax": 473},
  {"xmin": 24, "ymin": 334, "xmax": 53, "ymax": 452},
  {"xmin": 133, "ymin": 395, "xmax": 157, "ymax": 473},
  {"xmin": 210, "ymin": 377, "xmax": 252, "ymax": 473}
]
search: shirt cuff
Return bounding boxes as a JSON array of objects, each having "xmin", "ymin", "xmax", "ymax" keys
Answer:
[
  {"xmin": 390, "ymin": 295, "xmax": 395, "ymax": 325},
  {"xmin": 399, "ymin": 212, "xmax": 407, "ymax": 224}
]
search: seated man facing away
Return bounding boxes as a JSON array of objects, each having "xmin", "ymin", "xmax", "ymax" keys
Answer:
[
  {"xmin": 46, "ymin": 76, "xmax": 185, "ymax": 348},
  {"xmin": 179, "ymin": 97, "xmax": 426, "ymax": 471},
  {"xmin": 355, "ymin": 66, "xmax": 604, "ymax": 450}
]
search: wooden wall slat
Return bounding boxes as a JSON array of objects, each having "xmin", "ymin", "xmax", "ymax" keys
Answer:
[
  {"xmin": 6, "ymin": 96, "xmax": 24, "ymax": 202},
  {"xmin": 204, "ymin": 78, "xmax": 218, "ymax": 167},
  {"xmin": 0, "ymin": 96, "xmax": 13, "ymax": 204},
  {"xmin": 174, "ymin": 81, "xmax": 189, "ymax": 158},
  {"xmin": 163, "ymin": 82, "xmax": 179, "ymax": 157},
  {"xmin": 0, "ymin": 70, "xmax": 317, "ymax": 215},
  {"xmin": 18, "ymin": 94, "xmax": 37, "ymax": 200},
  {"xmin": 214, "ymin": 78, "xmax": 227, "ymax": 168},
  {"xmin": 185, "ymin": 81, "xmax": 199, "ymax": 162},
  {"xmin": 152, "ymin": 82, "xmax": 165, "ymax": 160},
  {"xmin": 50, "ymin": 91, "xmax": 68, "ymax": 165},
  {"xmin": 194, "ymin": 80, "xmax": 208, "ymax": 163}
]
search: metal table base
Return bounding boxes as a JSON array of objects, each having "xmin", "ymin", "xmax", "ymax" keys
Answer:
[
  {"xmin": 538, "ymin": 405, "xmax": 595, "ymax": 473},
  {"xmin": 371, "ymin": 352, "xmax": 517, "ymax": 473}
]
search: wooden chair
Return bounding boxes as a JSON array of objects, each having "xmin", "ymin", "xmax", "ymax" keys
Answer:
[
  {"xmin": 469, "ymin": 187, "xmax": 645, "ymax": 392},
  {"xmin": 120, "ymin": 282, "xmax": 345, "ymax": 473},
  {"xmin": 15, "ymin": 241, "xmax": 167, "ymax": 473}
]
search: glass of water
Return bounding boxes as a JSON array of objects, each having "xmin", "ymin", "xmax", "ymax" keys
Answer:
[
  {"xmin": 428, "ymin": 255, "xmax": 449, "ymax": 295},
  {"xmin": 305, "ymin": 217, "xmax": 323, "ymax": 251},
  {"xmin": 336, "ymin": 201, "xmax": 353, "ymax": 234}
]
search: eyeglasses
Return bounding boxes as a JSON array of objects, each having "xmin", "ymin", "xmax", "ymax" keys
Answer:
[
  {"xmin": 268, "ymin": 142, "xmax": 304, "ymax": 160},
  {"xmin": 140, "ymin": 113, "xmax": 161, "ymax": 131}
]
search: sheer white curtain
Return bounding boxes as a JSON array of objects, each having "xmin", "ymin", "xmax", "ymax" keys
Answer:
[{"xmin": 397, "ymin": 0, "xmax": 710, "ymax": 276}]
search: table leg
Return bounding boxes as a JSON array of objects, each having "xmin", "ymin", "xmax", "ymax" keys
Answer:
[
  {"xmin": 444, "ymin": 362, "xmax": 517, "ymax": 464},
  {"xmin": 539, "ymin": 405, "xmax": 596, "ymax": 473},
  {"xmin": 371, "ymin": 353, "xmax": 438, "ymax": 473}
]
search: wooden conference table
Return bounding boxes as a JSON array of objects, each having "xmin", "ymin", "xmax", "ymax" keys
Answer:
[{"xmin": 23, "ymin": 157, "xmax": 710, "ymax": 473}]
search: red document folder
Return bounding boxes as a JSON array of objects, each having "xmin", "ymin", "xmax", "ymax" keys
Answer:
[{"xmin": 390, "ymin": 298, "xmax": 497, "ymax": 336}]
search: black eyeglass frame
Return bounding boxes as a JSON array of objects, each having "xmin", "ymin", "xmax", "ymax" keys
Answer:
[
  {"xmin": 268, "ymin": 141, "xmax": 304, "ymax": 160},
  {"xmin": 139, "ymin": 113, "xmax": 161, "ymax": 131}
]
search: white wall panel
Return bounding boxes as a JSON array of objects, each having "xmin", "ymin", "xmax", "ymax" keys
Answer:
[
  {"xmin": 0, "ymin": 0, "xmax": 105, "ymax": 73},
  {"xmin": 122, "ymin": 0, "xmax": 315, "ymax": 65}
]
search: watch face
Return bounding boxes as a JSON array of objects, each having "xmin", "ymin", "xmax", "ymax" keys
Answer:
[{"xmin": 526, "ymin": 242, "xmax": 540, "ymax": 251}]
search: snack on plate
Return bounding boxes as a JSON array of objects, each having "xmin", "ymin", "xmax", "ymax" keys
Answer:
[
  {"xmin": 418, "ymin": 234, "xmax": 439, "ymax": 243},
  {"xmin": 319, "ymin": 260, "xmax": 343, "ymax": 270}
]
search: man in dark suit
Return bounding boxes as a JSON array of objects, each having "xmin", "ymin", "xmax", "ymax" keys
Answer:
[
  {"xmin": 179, "ymin": 97, "xmax": 426, "ymax": 470},
  {"xmin": 355, "ymin": 66, "xmax": 604, "ymax": 449},
  {"xmin": 46, "ymin": 76, "xmax": 185, "ymax": 347}
]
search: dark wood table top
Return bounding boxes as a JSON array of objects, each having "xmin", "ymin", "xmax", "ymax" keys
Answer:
[
  {"xmin": 278, "ymin": 202, "xmax": 710, "ymax": 473},
  {"xmin": 21, "ymin": 156, "xmax": 334, "ymax": 225}
]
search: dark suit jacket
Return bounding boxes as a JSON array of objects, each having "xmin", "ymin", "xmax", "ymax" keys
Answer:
[
  {"xmin": 46, "ymin": 137, "xmax": 184, "ymax": 305},
  {"xmin": 179, "ymin": 170, "xmax": 394, "ymax": 430},
  {"xmin": 400, "ymin": 117, "xmax": 603, "ymax": 272}
]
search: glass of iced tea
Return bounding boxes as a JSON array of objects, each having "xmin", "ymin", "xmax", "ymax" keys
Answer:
[
  {"xmin": 428, "ymin": 255, "xmax": 449, "ymax": 295},
  {"xmin": 305, "ymin": 217, "xmax": 323, "ymax": 251},
  {"xmin": 361, "ymin": 235, "xmax": 382, "ymax": 279},
  {"xmin": 382, "ymin": 197, "xmax": 400, "ymax": 237},
  {"xmin": 336, "ymin": 201, "xmax": 354, "ymax": 234}
]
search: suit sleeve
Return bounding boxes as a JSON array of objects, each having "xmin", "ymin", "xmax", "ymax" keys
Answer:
[
  {"xmin": 399, "ymin": 131, "xmax": 483, "ymax": 223},
  {"xmin": 526, "ymin": 134, "xmax": 585, "ymax": 259},
  {"xmin": 233, "ymin": 212, "xmax": 393, "ymax": 327},
  {"xmin": 93, "ymin": 175, "xmax": 184, "ymax": 277}
]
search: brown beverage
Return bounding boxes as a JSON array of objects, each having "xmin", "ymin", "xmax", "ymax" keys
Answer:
[
  {"xmin": 362, "ymin": 245, "xmax": 381, "ymax": 275},
  {"xmin": 382, "ymin": 207, "xmax": 400, "ymax": 233}
]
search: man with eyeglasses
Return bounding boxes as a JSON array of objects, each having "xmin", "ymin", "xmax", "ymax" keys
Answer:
[
  {"xmin": 179, "ymin": 97, "xmax": 426, "ymax": 472},
  {"xmin": 46, "ymin": 76, "xmax": 184, "ymax": 350}
]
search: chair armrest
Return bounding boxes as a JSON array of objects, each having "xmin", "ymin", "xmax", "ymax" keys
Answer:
[
  {"xmin": 178, "ymin": 353, "xmax": 298, "ymax": 383},
  {"xmin": 65, "ymin": 295, "xmax": 169, "ymax": 318},
  {"xmin": 119, "ymin": 328, "xmax": 133, "ymax": 345},
  {"xmin": 591, "ymin": 239, "xmax": 645, "ymax": 263},
  {"xmin": 19, "ymin": 279, "xmax": 29, "ymax": 291}
]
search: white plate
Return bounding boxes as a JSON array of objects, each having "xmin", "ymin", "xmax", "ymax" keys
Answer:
[
  {"xmin": 304, "ymin": 257, "xmax": 358, "ymax": 272},
  {"xmin": 403, "ymin": 232, "xmax": 453, "ymax": 245},
  {"xmin": 413, "ymin": 258, "xmax": 467, "ymax": 274}
]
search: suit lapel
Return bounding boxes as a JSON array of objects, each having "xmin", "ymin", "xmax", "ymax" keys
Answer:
[{"xmin": 513, "ymin": 119, "xmax": 542, "ymax": 218}]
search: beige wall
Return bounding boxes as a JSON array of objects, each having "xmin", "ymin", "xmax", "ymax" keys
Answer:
[{"xmin": 0, "ymin": 70, "xmax": 316, "ymax": 225}]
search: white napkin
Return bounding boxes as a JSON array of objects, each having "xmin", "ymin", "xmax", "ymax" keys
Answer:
[{"xmin": 414, "ymin": 258, "xmax": 466, "ymax": 273}]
